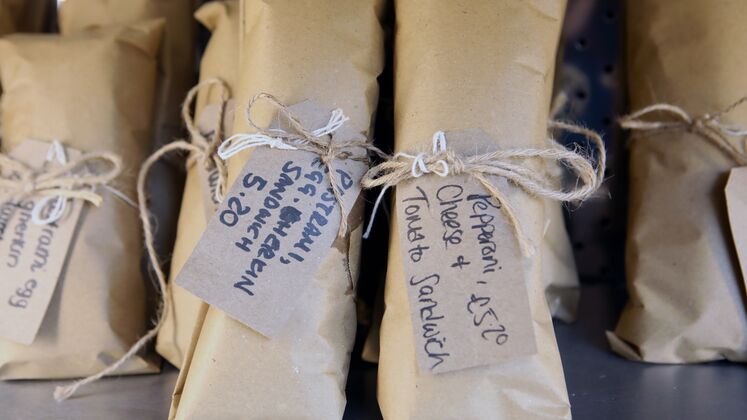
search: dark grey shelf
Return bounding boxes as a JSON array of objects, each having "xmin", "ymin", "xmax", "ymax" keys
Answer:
[
  {"xmin": 4, "ymin": 284, "xmax": 746, "ymax": 420},
  {"xmin": 557, "ymin": 285, "xmax": 747, "ymax": 420}
]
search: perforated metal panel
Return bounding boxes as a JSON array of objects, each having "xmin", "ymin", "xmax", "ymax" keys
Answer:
[{"xmin": 554, "ymin": 0, "xmax": 626, "ymax": 283}]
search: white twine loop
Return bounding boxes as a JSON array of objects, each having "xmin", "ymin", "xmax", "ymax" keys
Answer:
[
  {"xmin": 718, "ymin": 122, "xmax": 747, "ymax": 137},
  {"xmin": 395, "ymin": 131, "xmax": 450, "ymax": 178},
  {"xmin": 218, "ymin": 132, "xmax": 299, "ymax": 159},
  {"xmin": 312, "ymin": 108, "xmax": 349, "ymax": 137},
  {"xmin": 31, "ymin": 194, "xmax": 67, "ymax": 225},
  {"xmin": 47, "ymin": 140, "xmax": 67, "ymax": 164},
  {"xmin": 216, "ymin": 107, "xmax": 349, "ymax": 160},
  {"xmin": 363, "ymin": 132, "xmax": 450, "ymax": 239},
  {"xmin": 31, "ymin": 141, "xmax": 70, "ymax": 225}
]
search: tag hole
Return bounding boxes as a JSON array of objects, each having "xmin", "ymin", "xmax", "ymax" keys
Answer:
[{"xmin": 575, "ymin": 38, "xmax": 588, "ymax": 51}]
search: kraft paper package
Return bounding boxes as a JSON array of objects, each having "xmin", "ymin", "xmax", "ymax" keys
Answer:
[
  {"xmin": 156, "ymin": 0, "xmax": 239, "ymax": 370},
  {"xmin": 360, "ymin": 49, "xmax": 578, "ymax": 369},
  {"xmin": 608, "ymin": 0, "xmax": 747, "ymax": 363},
  {"xmin": 59, "ymin": 0, "xmax": 197, "ymax": 267},
  {"xmin": 0, "ymin": 21, "xmax": 163, "ymax": 379},
  {"xmin": 377, "ymin": 1, "xmax": 572, "ymax": 419},
  {"xmin": 170, "ymin": 1, "xmax": 385, "ymax": 419}
]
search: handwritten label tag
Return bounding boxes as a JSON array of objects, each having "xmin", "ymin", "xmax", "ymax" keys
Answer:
[
  {"xmin": 177, "ymin": 101, "xmax": 367, "ymax": 337},
  {"xmin": 726, "ymin": 167, "xmax": 747, "ymax": 288},
  {"xmin": 396, "ymin": 129, "xmax": 537, "ymax": 374},
  {"xmin": 196, "ymin": 99, "xmax": 236, "ymax": 216},
  {"xmin": 0, "ymin": 139, "xmax": 84, "ymax": 345}
]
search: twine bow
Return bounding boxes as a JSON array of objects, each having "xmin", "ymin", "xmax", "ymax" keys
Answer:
[
  {"xmin": 53, "ymin": 79, "xmax": 232, "ymax": 402},
  {"xmin": 218, "ymin": 93, "xmax": 384, "ymax": 237},
  {"xmin": 0, "ymin": 141, "xmax": 122, "ymax": 226},
  {"xmin": 361, "ymin": 121, "xmax": 606, "ymax": 257},
  {"xmin": 620, "ymin": 96, "xmax": 747, "ymax": 166}
]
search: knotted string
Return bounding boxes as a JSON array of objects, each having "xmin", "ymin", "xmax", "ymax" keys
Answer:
[
  {"xmin": 183, "ymin": 78, "xmax": 231, "ymax": 202},
  {"xmin": 0, "ymin": 141, "xmax": 123, "ymax": 226},
  {"xmin": 54, "ymin": 79, "xmax": 231, "ymax": 402},
  {"xmin": 620, "ymin": 96, "xmax": 747, "ymax": 166},
  {"xmin": 361, "ymin": 121, "xmax": 606, "ymax": 257},
  {"xmin": 217, "ymin": 93, "xmax": 385, "ymax": 237}
]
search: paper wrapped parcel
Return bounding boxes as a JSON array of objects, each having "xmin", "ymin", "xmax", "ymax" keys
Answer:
[
  {"xmin": 377, "ymin": 1, "xmax": 571, "ymax": 419},
  {"xmin": 0, "ymin": 21, "xmax": 162, "ymax": 379},
  {"xmin": 156, "ymin": 0, "xmax": 239, "ymax": 371},
  {"xmin": 169, "ymin": 1, "xmax": 385, "ymax": 419},
  {"xmin": 59, "ymin": 0, "xmax": 198, "ymax": 287},
  {"xmin": 608, "ymin": 0, "xmax": 747, "ymax": 363}
]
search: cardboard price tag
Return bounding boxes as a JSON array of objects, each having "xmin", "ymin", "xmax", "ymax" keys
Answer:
[
  {"xmin": 395, "ymin": 129, "xmax": 537, "ymax": 374},
  {"xmin": 0, "ymin": 140, "xmax": 84, "ymax": 345},
  {"xmin": 177, "ymin": 101, "xmax": 367, "ymax": 337}
]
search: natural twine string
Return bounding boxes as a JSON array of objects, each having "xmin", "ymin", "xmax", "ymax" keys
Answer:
[
  {"xmin": 53, "ymin": 79, "xmax": 231, "ymax": 402},
  {"xmin": 361, "ymin": 121, "xmax": 607, "ymax": 257},
  {"xmin": 0, "ymin": 142, "xmax": 123, "ymax": 225},
  {"xmin": 620, "ymin": 95, "xmax": 747, "ymax": 166},
  {"xmin": 217, "ymin": 93, "xmax": 386, "ymax": 237},
  {"xmin": 183, "ymin": 78, "xmax": 231, "ymax": 202}
]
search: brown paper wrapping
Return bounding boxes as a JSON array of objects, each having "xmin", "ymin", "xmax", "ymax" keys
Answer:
[
  {"xmin": 156, "ymin": 0, "xmax": 240, "ymax": 370},
  {"xmin": 170, "ymin": 1, "xmax": 384, "ymax": 418},
  {"xmin": 361, "ymin": 9, "xmax": 579, "ymax": 370},
  {"xmin": 377, "ymin": 1, "xmax": 571, "ymax": 418},
  {"xmin": 0, "ymin": 21, "xmax": 163, "ymax": 379},
  {"xmin": 58, "ymin": 0, "xmax": 197, "ymax": 287},
  {"xmin": 608, "ymin": 0, "xmax": 747, "ymax": 363}
]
